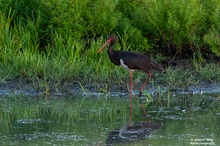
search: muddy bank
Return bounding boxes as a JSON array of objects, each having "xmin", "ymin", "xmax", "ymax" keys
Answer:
[{"xmin": 0, "ymin": 80, "xmax": 220, "ymax": 97}]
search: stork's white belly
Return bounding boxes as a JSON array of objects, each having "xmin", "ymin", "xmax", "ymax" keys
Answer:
[{"xmin": 120, "ymin": 59, "xmax": 134, "ymax": 72}]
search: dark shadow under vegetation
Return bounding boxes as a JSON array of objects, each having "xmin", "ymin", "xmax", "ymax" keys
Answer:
[{"xmin": 0, "ymin": 0, "xmax": 220, "ymax": 94}]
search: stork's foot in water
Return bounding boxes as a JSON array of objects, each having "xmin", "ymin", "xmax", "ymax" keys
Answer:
[
  {"xmin": 139, "ymin": 91, "xmax": 142, "ymax": 98},
  {"xmin": 140, "ymin": 103, "xmax": 148, "ymax": 117},
  {"xmin": 127, "ymin": 120, "xmax": 135, "ymax": 127},
  {"xmin": 138, "ymin": 92, "xmax": 149, "ymax": 121}
]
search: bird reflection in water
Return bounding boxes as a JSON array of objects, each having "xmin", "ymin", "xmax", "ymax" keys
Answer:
[{"xmin": 106, "ymin": 121, "xmax": 163, "ymax": 146}]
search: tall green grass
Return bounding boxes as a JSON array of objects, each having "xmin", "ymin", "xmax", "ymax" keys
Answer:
[{"xmin": 0, "ymin": 0, "xmax": 220, "ymax": 92}]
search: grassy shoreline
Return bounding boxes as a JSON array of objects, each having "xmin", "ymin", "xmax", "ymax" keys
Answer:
[{"xmin": 0, "ymin": 60, "xmax": 220, "ymax": 95}]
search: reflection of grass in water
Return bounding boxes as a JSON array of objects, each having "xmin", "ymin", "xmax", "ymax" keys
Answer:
[
  {"xmin": 50, "ymin": 97, "xmax": 131, "ymax": 123},
  {"xmin": 0, "ymin": 95, "xmax": 150, "ymax": 128},
  {"xmin": 1, "ymin": 93, "xmax": 219, "ymax": 128}
]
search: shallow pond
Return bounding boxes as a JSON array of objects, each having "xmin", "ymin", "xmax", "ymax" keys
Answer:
[{"xmin": 0, "ymin": 92, "xmax": 220, "ymax": 146}]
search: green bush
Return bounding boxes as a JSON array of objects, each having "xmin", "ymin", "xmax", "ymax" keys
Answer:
[
  {"xmin": 203, "ymin": 1, "xmax": 220, "ymax": 56},
  {"xmin": 204, "ymin": 28, "xmax": 220, "ymax": 56},
  {"xmin": 0, "ymin": 0, "xmax": 53, "ymax": 48},
  {"xmin": 1, "ymin": 0, "xmax": 220, "ymax": 56}
]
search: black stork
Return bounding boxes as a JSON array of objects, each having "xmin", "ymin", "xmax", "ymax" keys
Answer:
[{"xmin": 98, "ymin": 35, "xmax": 164, "ymax": 123}]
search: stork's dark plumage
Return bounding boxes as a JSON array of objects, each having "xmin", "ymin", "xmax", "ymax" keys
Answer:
[{"xmin": 98, "ymin": 35, "xmax": 164, "ymax": 123}]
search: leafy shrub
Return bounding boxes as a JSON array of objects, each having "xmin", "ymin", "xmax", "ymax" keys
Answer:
[
  {"xmin": 203, "ymin": 1, "xmax": 220, "ymax": 56},
  {"xmin": 204, "ymin": 28, "xmax": 220, "ymax": 56},
  {"xmin": 1, "ymin": 0, "xmax": 220, "ymax": 56},
  {"xmin": 132, "ymin": 0, "xmax": 203, "ymax": 55}
]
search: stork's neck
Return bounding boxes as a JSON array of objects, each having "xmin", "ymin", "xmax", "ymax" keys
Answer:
[
  {"xmin": 107, "ymin": 42, "xmax": 119, "ymax": 65},
  {"xmin": 107, "ymin": 41, "xmax": 116, "ymax": 56}
]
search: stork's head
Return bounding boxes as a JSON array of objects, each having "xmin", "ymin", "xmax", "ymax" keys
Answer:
[{"xmin": 97, "ymin": 35, "xmax": 117, "ymax": 52}]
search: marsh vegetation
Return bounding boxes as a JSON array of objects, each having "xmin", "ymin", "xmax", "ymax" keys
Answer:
[{"xmin": 0, "ymin": 0, "xmax": 220, "ymax": 94}]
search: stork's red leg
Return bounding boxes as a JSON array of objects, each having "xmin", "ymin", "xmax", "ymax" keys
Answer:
[
  {"xmin": 139, "ymin": 72, "xmax": 152, "ymax": 118},
  {"xmin": 139, "ymin": 72, "xmax": 151, "ymax": 97},
  {"xmin": 129, "ymin": 71, "xmax": 133, "ymax": 124}
]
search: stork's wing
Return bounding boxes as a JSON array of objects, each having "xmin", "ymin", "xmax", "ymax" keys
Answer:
[{"xmin": 117, "ymin": 50, "xmax": 164, "ymax": 73}]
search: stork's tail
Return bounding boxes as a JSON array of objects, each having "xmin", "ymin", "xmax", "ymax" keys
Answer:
[{"xmin": 150, "ymin": 60, "xmax": 165, "ymax": 73}]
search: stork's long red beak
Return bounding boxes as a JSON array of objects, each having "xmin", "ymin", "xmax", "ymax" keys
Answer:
[{"xmin": 97, "ymin": 39, "xmax": 111, "ymax": 52}]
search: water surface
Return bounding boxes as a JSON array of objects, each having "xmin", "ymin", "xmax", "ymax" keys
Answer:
[{"xmin": 0, "ymin": 92, "xmax": 219, "ymax": 145}]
